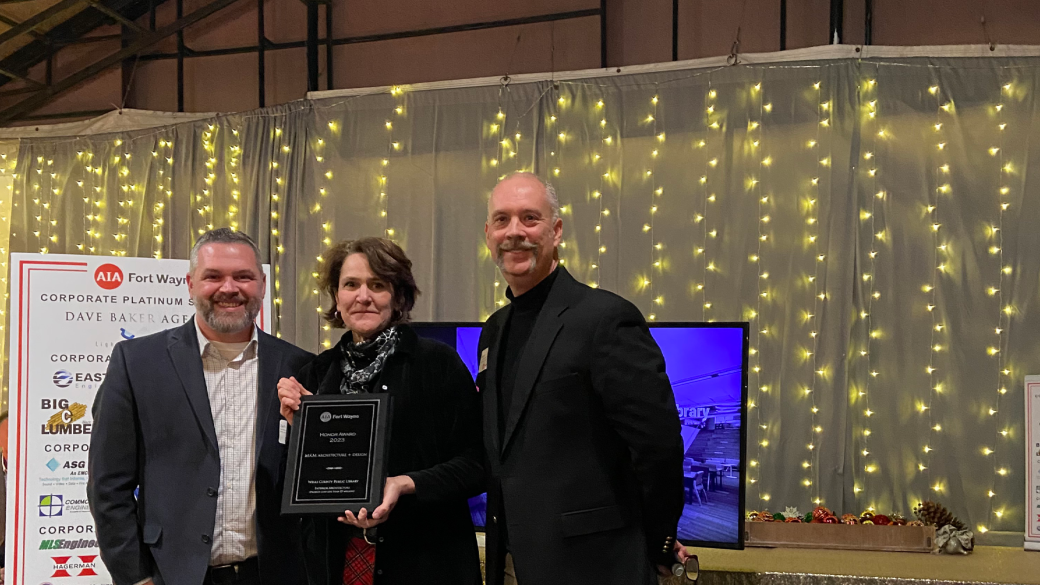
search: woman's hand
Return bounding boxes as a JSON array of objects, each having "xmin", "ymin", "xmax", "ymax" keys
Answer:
[
  {"xmin": 337, "ymin": 475, "xmax": 415, "ymax": 529},
  {"xmin": 277, "ymin": 376, "xmax": 311, "ymax": 425}
]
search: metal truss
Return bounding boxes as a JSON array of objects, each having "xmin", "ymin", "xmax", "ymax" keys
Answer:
[{"xmin": 0, "ymin": 0, "xmax": 244, "ymax": 123}]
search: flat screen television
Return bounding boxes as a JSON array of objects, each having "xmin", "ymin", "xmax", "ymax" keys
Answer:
[{"xmin": 412, "ymin": 321, "xmax": 748, "ymax": 550}]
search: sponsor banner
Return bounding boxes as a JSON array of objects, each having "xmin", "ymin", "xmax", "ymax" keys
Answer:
[
  {"xmin": 6, "ymin": 254, "xmax": 272, "ymax": 583},
  {"xmin": 1026, "ymin": 376, "xmax": 1040, "ymax": 550}
]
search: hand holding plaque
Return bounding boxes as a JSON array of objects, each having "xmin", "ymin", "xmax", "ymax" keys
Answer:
[
  {"xmin": 338, "ymin": 475, "xmax": 414, "ymax": 528},
  {"xmin": 277, "ymin": 376, "xmax": 311, "ymax": 425},
  {"xmin": 282, "ymin": 393, "xmax": 393, "ymax": 516}
]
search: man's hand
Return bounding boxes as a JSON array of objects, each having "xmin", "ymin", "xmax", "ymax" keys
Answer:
[
  {"xmin": 277, "ymin": 376, "xmax": 311, "ymax": 425},
  {"xmin": 337, "ymin": 475, "xmax": 415, "ymax": 529},
  {"xmin": 656, "ymin": 540, "xmax": 689, "ymax": 576}
]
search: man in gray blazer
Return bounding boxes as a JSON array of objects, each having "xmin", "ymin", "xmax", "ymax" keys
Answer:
[{"xmin": 88, "ymin": 228, "xmax": 312, "ymax": 585}]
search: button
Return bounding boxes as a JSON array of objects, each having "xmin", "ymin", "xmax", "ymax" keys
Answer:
[
  {"xmin": 378, "ymin": 537, "xmax": 384, "ymax": 543},
  {"xmin": 381, "ymin": 385, "xmax": 388, "ymax": 390},
  {"xmin": 377, "ymin": 570, "xmax": 383, "ymax": 576},
  {"xmin": 492, "ymin": 516, "xmax": 498, "ymax": 524},
  {"xmin": 206, "ymin": 488, "xmax": 217, "ymax": 497},
  {"xmin": 202, "ymin": 535, "xmax": 211, "ymax": 544}
]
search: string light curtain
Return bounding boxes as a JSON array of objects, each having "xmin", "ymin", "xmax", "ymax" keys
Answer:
[{"xmin": 6, "ymin": 52, "xmax": 1040, "ymax": 539}]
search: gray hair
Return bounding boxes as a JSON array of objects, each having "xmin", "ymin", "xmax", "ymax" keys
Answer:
[
  {"xmin": 495, "ymin": 171, "xmax": 561, "ymax": 221},
  {"xmin": 189, "ymin": 228, "xmax": 263, "ymax": 274}
]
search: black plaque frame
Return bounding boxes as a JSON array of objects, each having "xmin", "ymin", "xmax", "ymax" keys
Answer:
[{"xmin": 281, "ymin": 393, "xmax": 392, "ymax": 516}]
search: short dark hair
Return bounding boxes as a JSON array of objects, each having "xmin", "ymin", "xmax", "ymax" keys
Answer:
[
  {"xmin": 318, "ymin": 237, "xmax": 420, "ymax": 328},
  {"xmin": 190, "ymin": 228, "xmax": 263, "ymax": 274}
]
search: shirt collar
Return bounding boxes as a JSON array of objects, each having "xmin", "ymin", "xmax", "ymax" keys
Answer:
[{"xmin": 194, "ymin": 316, "xmax": 258, "ymax": 359}]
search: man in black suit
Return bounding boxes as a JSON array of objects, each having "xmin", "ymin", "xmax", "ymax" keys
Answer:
[
  {"xmin": 88, "ymin": 228, "xmax": 312, "ymax": 585},
  {"xmin": 478, "ymin": 172, "xmax": 686, "ymax": 585}
]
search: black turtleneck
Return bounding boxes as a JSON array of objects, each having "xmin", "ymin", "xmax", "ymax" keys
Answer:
[
  {"xmin": 496, "ymin": 266, "xmax": 558, "ymax": 553},
  {"xmin": 497, "ymin": 265, "xmax": 559, "ymax": 441}
]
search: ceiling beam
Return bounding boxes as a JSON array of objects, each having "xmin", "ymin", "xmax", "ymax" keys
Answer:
[
  {"xmin": 0, "ymin": 64, "xmax": 43, "ymax": 86},
  {"xmin": 0, "ymin": 0, "xmax": 245, "ymax": 122},
  {"xmin": 85, "ymin": 0, "xmax": 149, "ymax": 35},
  {"xmin": 0, "ymin": 13, "xmax": 48, "ymax": 41},
  {"xmin": 0, "ymin": 0, "xmax": 85, "ymax": 48}
]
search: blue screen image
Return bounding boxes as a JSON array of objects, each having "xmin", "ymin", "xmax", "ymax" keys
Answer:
[
  {"xmin": 414, "ymin": 323, "xmax": 746, "ymax": 547},
  {"xmin": 651, "ymin": 327, "xmax": 744, "ymax": 546}
]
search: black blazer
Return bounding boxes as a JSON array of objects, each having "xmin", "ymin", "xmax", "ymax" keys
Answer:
[
  {"xmin": 88, "ymin": 318, "xmax": 313, "ymax": 585},
  {"xmin": 478, "ymin": 267, "xmax": 685, "ymax": 585},
  {"xmin": 297, "ymin": 325, "xmax": 483, "ymax": 585}
]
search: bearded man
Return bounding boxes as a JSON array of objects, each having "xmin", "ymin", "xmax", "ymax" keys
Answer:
[{"xmin": 89, "ymin": 228, "xmax": 312, "ymax": 585}]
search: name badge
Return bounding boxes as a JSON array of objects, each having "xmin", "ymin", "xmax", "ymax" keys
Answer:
[
  {"xmin": 479, "ymin": 348, "xmax": 488, "ymax": 373},
  {"xmin": 279, "ymin": 419, "xmax": 288, "ymax": 444}
]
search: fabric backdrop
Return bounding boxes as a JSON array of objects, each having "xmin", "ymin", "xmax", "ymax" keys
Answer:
[{"xmin": 4, "ymin": 46, "xmax": 1040, "ymax": 540}]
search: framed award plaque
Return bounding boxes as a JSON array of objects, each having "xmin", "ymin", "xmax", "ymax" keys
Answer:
[{"xmin": 282, "ymin": 393, "xmax": 392, "ymax": 516}]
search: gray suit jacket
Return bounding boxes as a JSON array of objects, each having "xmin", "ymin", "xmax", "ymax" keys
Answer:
[{"xmin": 88, "ymin": 318, "xmax": 313, "ymax": 585}]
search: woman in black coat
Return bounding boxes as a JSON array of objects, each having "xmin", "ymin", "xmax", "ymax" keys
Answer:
[{"xmin": 279, "ymin": 237, "xmax": 483, "ymax": 585}]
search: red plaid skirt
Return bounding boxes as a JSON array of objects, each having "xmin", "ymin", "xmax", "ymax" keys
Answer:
[{"xmin": 342, "ymin": 536, "xmax": 377, "ymax": 585}]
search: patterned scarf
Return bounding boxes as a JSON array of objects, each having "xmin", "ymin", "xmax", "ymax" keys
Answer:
[{"xmin": 338, "ymin": 326, "xmax": 399, "ymax": 394}]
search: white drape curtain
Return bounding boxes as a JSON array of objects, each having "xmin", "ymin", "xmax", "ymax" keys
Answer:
[{"xmin": 5, "ymin": 45, "xmax": 1040, "ymax": 540}]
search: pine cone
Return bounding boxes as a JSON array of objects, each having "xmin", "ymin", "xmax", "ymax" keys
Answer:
[{"xmin": 913, "ymin": 501, "xmax": 965, "ymax": 531}]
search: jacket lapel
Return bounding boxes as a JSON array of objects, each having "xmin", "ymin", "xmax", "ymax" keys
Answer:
[
  {"xmin": 255, "ymin": 330, "xmax": 284, "ymax": 465},
  {"xmin": 484, "ymin": 308, "xmax": 510, "ymax": 459},
  {"xmin": 167, "ymin": 319, "xmax": 218, "ymax": 451},
  {"xmin": 500, "ymin": 269, "xmax": 575, "ymax": 455}
]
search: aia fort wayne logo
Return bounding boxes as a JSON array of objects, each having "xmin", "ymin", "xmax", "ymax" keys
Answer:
[{"xmin": 94, "ymin": 263, "xmax": 123, "ymax": 290}]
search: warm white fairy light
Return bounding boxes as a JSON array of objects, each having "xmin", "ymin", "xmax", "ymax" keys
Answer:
[
  {"xmin": 383, "ymin": 87, "xmax": 406, "ymax": 245},
  {"xmin": 750, "ymin": 79, "xmax": 776, "ymax": 503},
  {"xmin": 701, "ymin": 82, "xmax": 719, "ymax": 324},
  {"xmin": 807, "ymin": 78, "xmax": 827, "ymax": 505},
  {"xmin": 227, "ymin": 127, "xmax": 242, "ymax": 232},
  {"xmin": 854, "ymin": 74, "xmax": 881, "ymax": 507},
  {"xmin": 44, "ymin": 156, "xmax": 59, "ymax": 252},
  {"xmin": 986, "ymin": 79, "xmax": 1017, "ymax": 531},
  {"xmin": 487, "ymin": 98, "xmax": 511, "ymax": 313},
  {"xmin": 645, "ymin": 90, "xmax": 660, "ymax": 321},
  {"xmin": 152, "ymin": 136, "xmax": 174, "ymax": 259},
  {"xmin": 269, "ymin": 124, "xmax": 290, "ymax": 336},
  {"xmin": 0, "ymin": 149, "xmax": 13, "ymax": 403},
  {"xmin": 314, "ymin": 122, "xmax": 334, "ymax": 349},
  {"xmin": 197, "ymin": 126, "xmax": 218, "ymax": 239},
  {"xmin": 591, "ymin": 95, "xmax": 608, "ymax": 289},
  {"xmin": 77, "ymin": 148, "xmax": 93, "ymax": 254},
  {"xmin": 549, "ymin": 88, "xmax": 568, "ymax": 272},
  {"xmin": 923, "ymin": 82, "xmax": 950, "ymax": 497}
]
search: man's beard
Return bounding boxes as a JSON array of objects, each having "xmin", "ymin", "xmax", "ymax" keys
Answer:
[
  {"xmin": 195, "ymin": 291, "xmax": 261, "ymax": 334},
  {"xmin": 495, "ymin": 237, "xmax": 539, "ymax": 275}
]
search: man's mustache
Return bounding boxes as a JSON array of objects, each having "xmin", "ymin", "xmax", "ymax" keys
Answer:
[{"xmin": 498, "ymin": 239, "xmax": 537, "ymax": 254}]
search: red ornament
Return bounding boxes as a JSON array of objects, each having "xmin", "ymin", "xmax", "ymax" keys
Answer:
[
  {"xmin": 873, "ymin": 514, "xmax": 892, "ymax": 526},
  {"xmin": 812, "ymin": 506, "xmax": 833, "ymax": 523},
  {"xmin": 785, "ymin": 517, "xmax": 802, "ymax": 523},
  {"xmin": 823, "ymin": 515, "xmax": 839, "ymax": 524}
]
